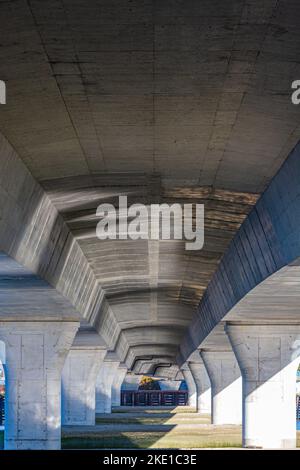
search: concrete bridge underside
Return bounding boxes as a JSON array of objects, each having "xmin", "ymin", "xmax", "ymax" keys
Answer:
[{"xmin": 0, "ymin": 0, "xmax": 299, "ymax": 449}]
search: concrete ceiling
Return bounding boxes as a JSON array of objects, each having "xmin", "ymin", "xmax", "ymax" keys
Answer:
[
  {"xmin": 0, "ymin": 252, "xmax": 79, "ymax": 321},
  {"xmin": 0, "ymin": 0, "xmax": 299, "ymax": 374}
]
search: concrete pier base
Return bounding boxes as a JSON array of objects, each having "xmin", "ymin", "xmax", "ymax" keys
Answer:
[
  {"xmin": 0, "ymin": 321, "xmax": 78, "ymax": 450},
  {"xmin": 111, "ymin": 365, "xmax": 127, "ymax": 407},
  {"xmin": 62, "ymin": 348, "xmax": 106, "ymax": 425},
  {"xmin": 188, "ymin": 359, "xmax": 211, "ymax": 414},
  {"xmin": 96, "ymin": 355, "xmax": 120, "ymax": 413},
  {"xmin": 201, "ymin": 350, "xmax": 242, "ymax": 425},
  {"xmin": 226, "ymin": 323, "xmax": 300, "ymax": 449}
]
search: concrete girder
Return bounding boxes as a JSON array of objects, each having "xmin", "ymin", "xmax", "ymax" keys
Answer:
[{"xmin": 180, "ymin": 142, "xmax": 300, "ymax": 364}]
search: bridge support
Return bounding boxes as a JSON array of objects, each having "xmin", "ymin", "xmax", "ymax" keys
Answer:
[
  {"xmin": 188, "ymin": 359, "xmax": 211, "ymax": 414},
  {"xmin": 111, "ymin": 365, "xmax": 127, "ymax": 407},
  {"xmin": 62, "ymin": 348, "xmax": 106, "ymax": 425},
  {"xmin": 201, "ymin": 349, "xmax": 242, "ymax": 425},
  {"xmin": 0, "ymin": 321, "xmax": 78, "ymax": 449},
  {"xmin": 226, "ymin": 323, "xmax": 300, "ymax": 449},
  {"xmin": 96, "ymin": 355, "xmax": 120, "ymax": 413},
  {"xmin": 182, "ymin": 366, "xmax": 197, "ymax": 408}
]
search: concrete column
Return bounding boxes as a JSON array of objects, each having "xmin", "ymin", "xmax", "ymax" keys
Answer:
[
  {"xmin": 182, "ymin": 366, "xmax": 197, "ymax": 408},
  {"xmin": 188, "ymin": 359, "xmax": 211, "ymax": 414},
  {"xmin": 111, "ymin": 365, "xmax": 127, "ymax": 407},
  {"xmin": 0, "ymin": 321, "xmax": 78, "ymax": 450},
  {"xmin": 226, "ymin": 323, "xmax": 300, "ymax": 449},
  {"xmin": 96, "ymin": 355, "xmax": 120, "ymax": 413},
  {"xmin": 62, "ymin": 348, "xmax": 106, "ymax": 425},
  {"xmin": 200, "ymin": 349, "xmax": 242, "ymax": 425}
]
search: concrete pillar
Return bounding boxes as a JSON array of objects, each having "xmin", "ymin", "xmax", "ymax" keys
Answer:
[
  {"xmin": 200, "ymin": 349, "xmax": 242, "ymax": 425},
  {"xmin": 111, "ymin": 365, "xmax": 127, "ymax": 407},
  {"xmin": 226, "ymin": 323, "xmax": 300, "ymax": 449},
  {"xmin": 0, "ymin": 321, "xmax": 78, "ymax": 450},
  {"xmin": 182, "ymin": 366, "xmax": 197, "ymax": 408},
  {"xmin": 188, "ymin": 359, "xmax": 211, "ymax": 414},
  {"xmin": 96, "ymin": 355, "xmax": 120, "ymax": 413},
  {"xmin": 62, "ymin": 348, "xmax": 106, "ymax": 425}
]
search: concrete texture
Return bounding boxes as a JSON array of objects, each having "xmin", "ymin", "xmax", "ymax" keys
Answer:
[
  {"xmin": 188, "ymin": 356, "xmax": 212, "ymax": 414},
  {"xmin": 62, "ymin": 328, "xmax": 107, "ymax": 426},
  {"xmin": 0, "ymin": 321, "xmax": 79, "ymax": 449},
  {"xmin": 0, "ymin": 0, "xmax": 299, "ymax": 451},
  {"xmin": 96, "ymin": 354, "xmax": 120, "ymax": 413},
  {"xmin": 0, "ymin": 1, "xmax": 299, "ymax": 188},
  {"xmin": 180, "ymin": 141, "xmax": 300, "ymax": 364},
  {"xmin": 0, "ymin": 0, "xmax": 300, "ymax": 380},
  {"xmin": 181, "ymin": 366, "xmax": 197, "ymax": 408},
  {"xmin": 201, "ymin": 350, "xmax": 242, "ymax": 425},
  {"xmin": 226, "ymin": 323, "xmax": 300, "ymax": 449},
  {"xmin": 111, "ymin": 365, "xmax": 128, "ymax": 407}
]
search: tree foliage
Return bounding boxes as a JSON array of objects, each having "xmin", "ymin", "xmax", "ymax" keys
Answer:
[{"xmin": 138, "ymin": 376, "xmax": 160, "ymax": 390}]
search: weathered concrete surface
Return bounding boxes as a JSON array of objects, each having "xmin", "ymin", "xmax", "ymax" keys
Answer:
[
  {"xmin": 188, "ymin": 354, "xmax": 211, "ymax": 414},
  {"xmin": 0, "ymin": 132, "xmax": 113, "ymax": 348},
  {"xmin": 96, "ymin": 353, "xmax": 120, "ymax": 413},
  {"xmin": 180, "ymin": 142, "xmax": 300, "ymax": 364},
  {"xmin": 226, "ymin": 323, "xmax": 300, "ymax": 449},
  {"xmin": 201, "ymin": 349, "xmax": 242, "ymax": 426},
  {"xmin": 0, "ymin": 321, "xmax": 79, "ymax": 449},
  {"xmin": 1, "ymin": 0, "xmax": 300, "ymax": 376},
  {"xmin": 0, "ymin": 253, "xmax": 81, "ymax": 321},
  {"xmin": 181, "ymin": 366, "xmax": 197, "ymax": 408},
  {"xmin": 0, "ymin": 1, "xmax": 299, "ymax": 189},
  {"xmin": 62, "ymin": 328, "xmax": 107, "ymax": 426},
  {"xmin": 111, "ymin": 364, "xmax": 127, "ymax": 407}
]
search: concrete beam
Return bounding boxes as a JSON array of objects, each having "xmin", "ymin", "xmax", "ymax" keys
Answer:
[{"xmin": 180, "ymin": 142, "xmax": 300, "ymax": 364}]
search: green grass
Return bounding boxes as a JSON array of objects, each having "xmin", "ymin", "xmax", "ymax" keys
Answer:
[
  {"xmin": 61, "ymin": 428, "xmax": 300, "ymax": 449},
  {"xmin": 112, "ymin": 407, "xmax": 196, "ymax": 414},
  {"xmin": 95, "ymin": 414, "xmax": 210, "ymax": 426},
  {"xmin": 2, "ymin": 423, "xmax": 300, "ymax": 450},
  {"xmin": 61, "ymin": 430, "xmax": 243, "ymax": 449}
]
